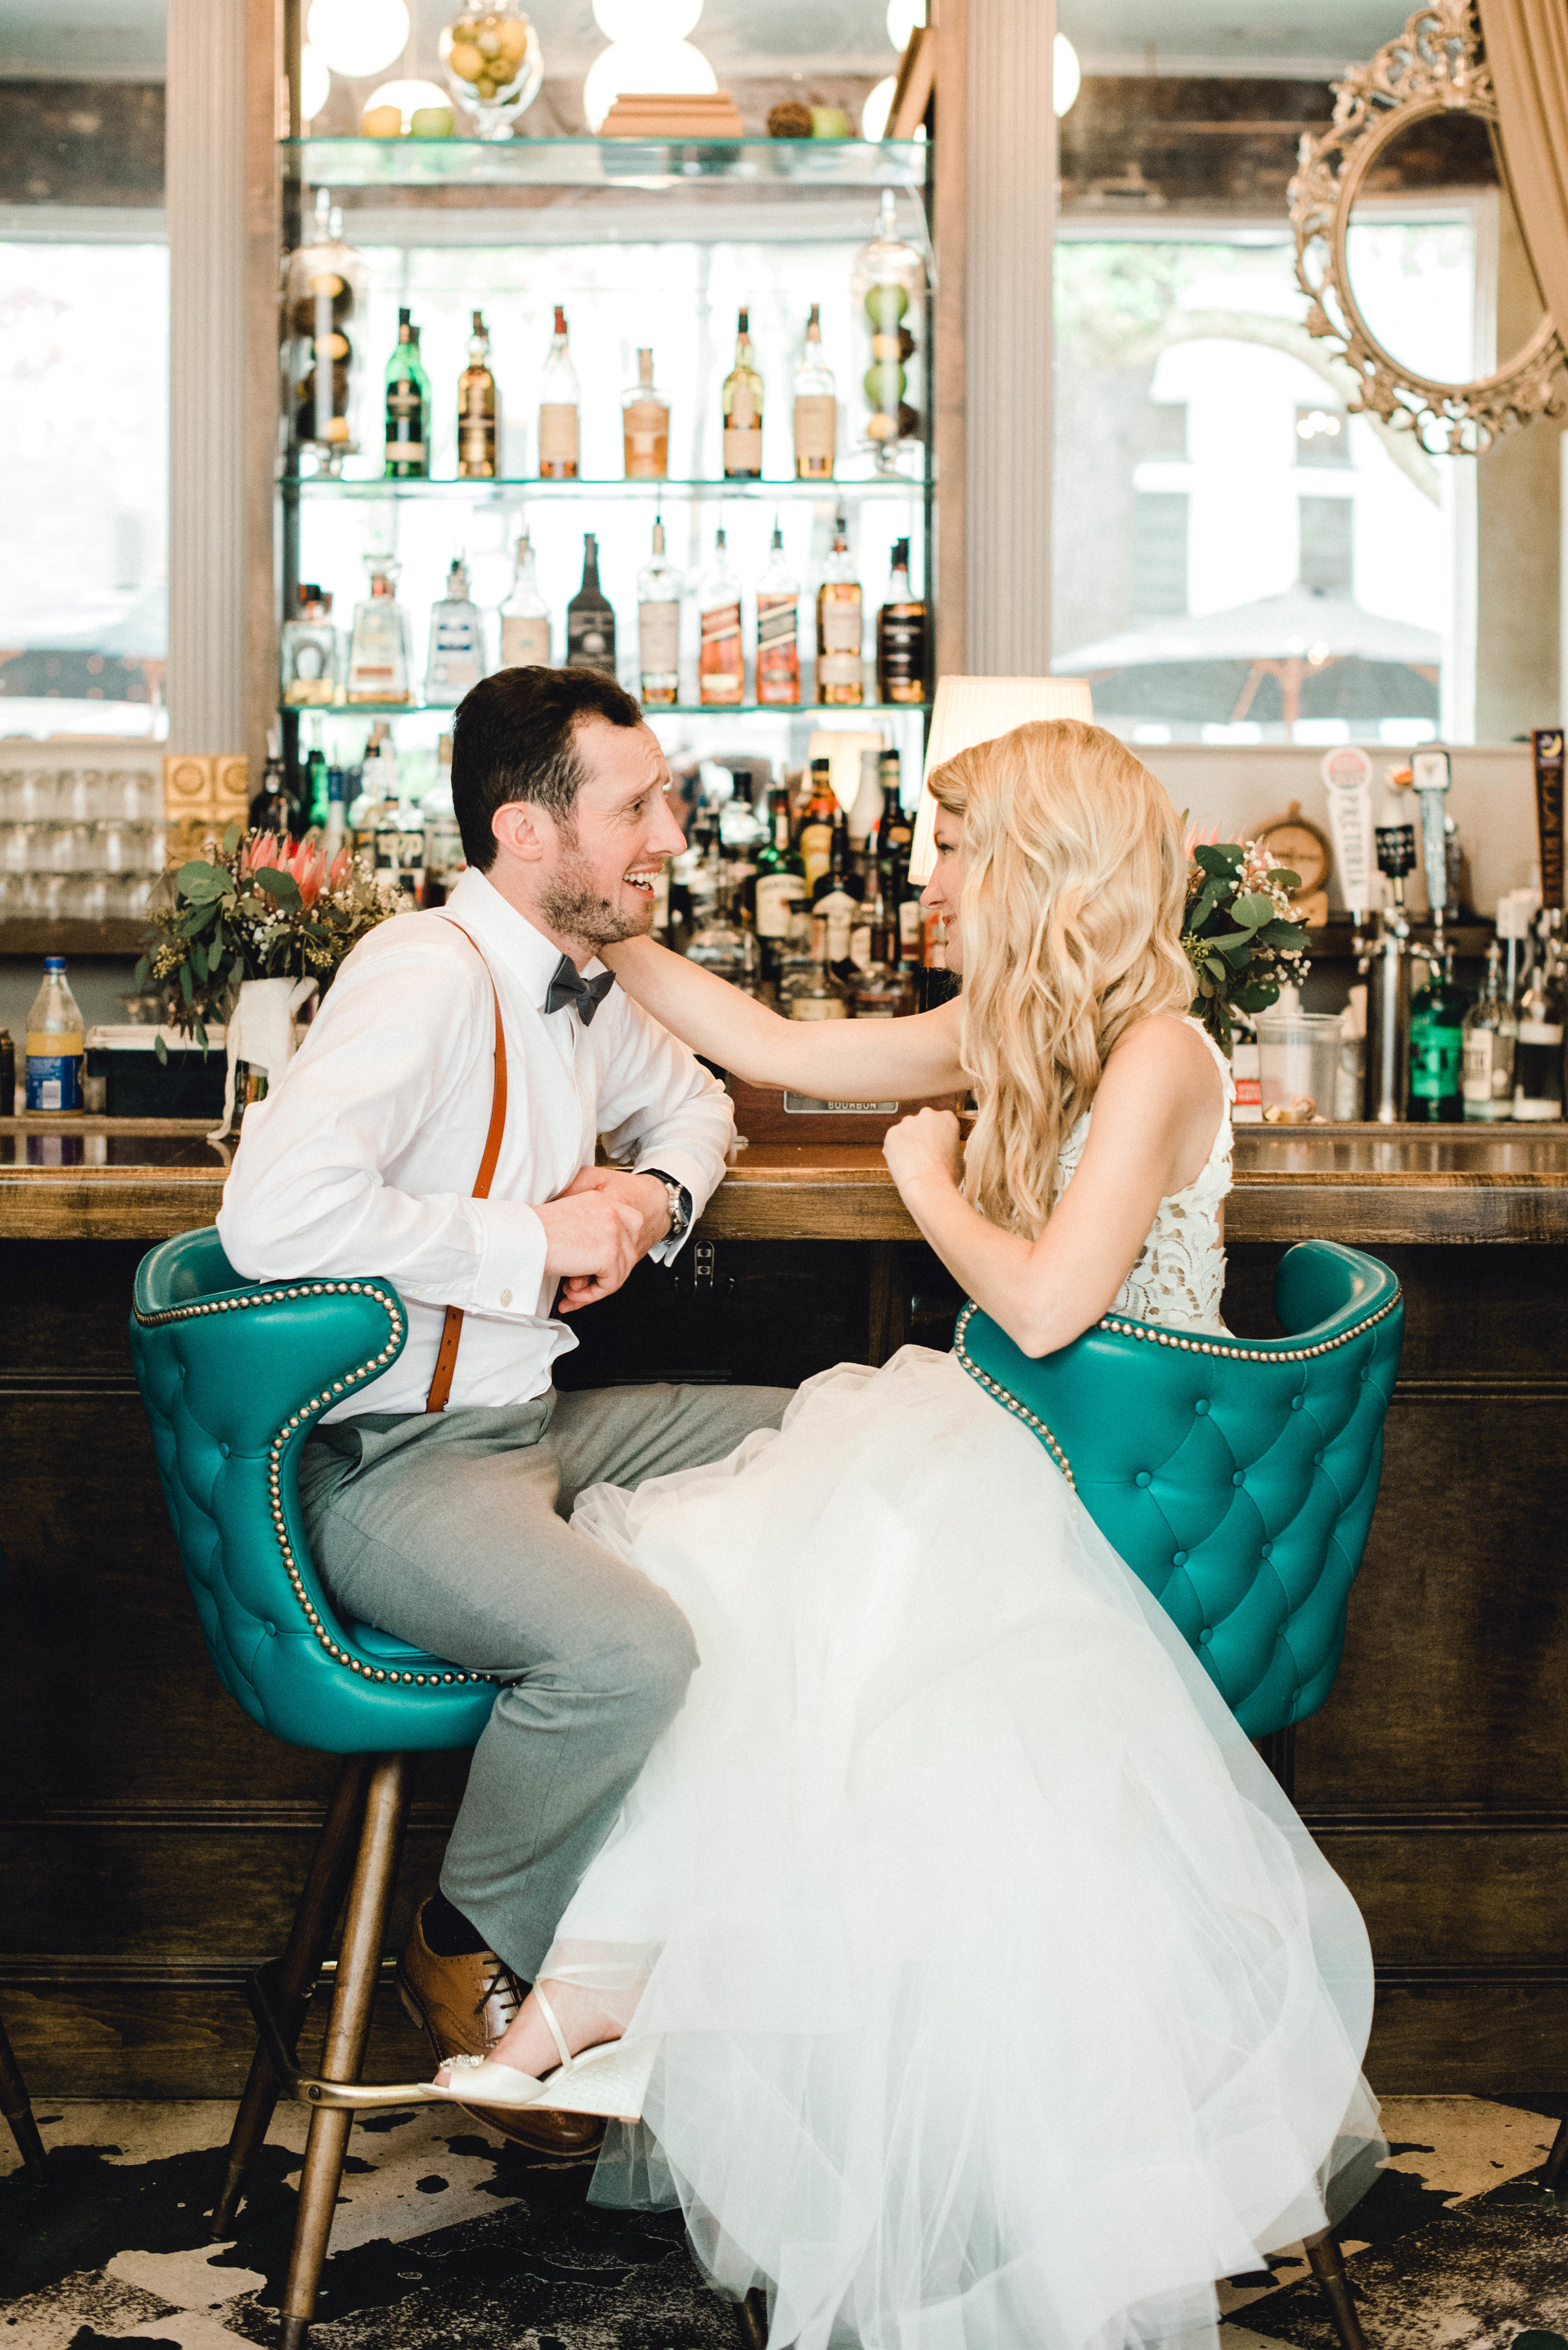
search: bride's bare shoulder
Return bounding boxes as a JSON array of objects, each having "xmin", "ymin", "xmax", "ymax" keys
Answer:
[{"xmin": 1098, "ymin": 1014, "xmax": 1223, "ymax": 1132}]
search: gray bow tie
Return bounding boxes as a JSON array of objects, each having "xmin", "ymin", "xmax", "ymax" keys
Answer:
[{"xmin": 544, "ymin": 954, "xmax": 616, "ymax": 1027}]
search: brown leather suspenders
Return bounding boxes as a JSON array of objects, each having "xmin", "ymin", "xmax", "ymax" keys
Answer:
[{"xmin": 425, "ymin": 921, "xmax": 510, "ymax": 1414}]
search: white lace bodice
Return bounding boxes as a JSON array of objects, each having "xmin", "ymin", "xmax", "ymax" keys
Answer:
[{"xmin": 1053, "ymin": 1019, "xmax": 1234, "ymax": 1333}]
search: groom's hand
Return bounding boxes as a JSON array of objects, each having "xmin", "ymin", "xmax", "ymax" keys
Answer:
[
  {"xmin": 547, "ymin": 1167, "xmax": 672, "ymax": 1312},
  {"xmin": 536, "ymin": 1183, "xmax": 645, "ymax": 1312}
]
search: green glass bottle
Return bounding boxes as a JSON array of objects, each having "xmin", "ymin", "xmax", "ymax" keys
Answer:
[
  {"xmin": 753, "ymin": 784, "xmax": 806, "ymax": 984},
  {"xmin": 1408, "ymin": 944, "xmax": 1467, "ymax": 1123},
  {"xmin": 384, "ymin": 306, "xmax": 430, "ymax": 480},
  {"xmin": 305, "ymin": 739, "xmax": 330, "ymax": 833}
]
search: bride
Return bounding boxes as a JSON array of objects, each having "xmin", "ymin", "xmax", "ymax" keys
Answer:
[{"xmin": 430, "ymin": 717, "xmax": 1382, "ymax": 2350}]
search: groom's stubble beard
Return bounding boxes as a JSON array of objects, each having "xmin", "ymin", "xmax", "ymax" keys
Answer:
[{"xmin": 538, "ymin": 822, "xmax": 654, "ymax": 949}]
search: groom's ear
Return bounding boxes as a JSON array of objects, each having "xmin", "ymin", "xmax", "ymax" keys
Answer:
[{"xmin": 492, "ymin": 796, "xmax": 551, "ymax": 867}]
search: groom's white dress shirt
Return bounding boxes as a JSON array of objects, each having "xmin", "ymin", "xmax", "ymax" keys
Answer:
[{"xmin": 218, "ymin": 865, "xmax": 734, "ymax": 1421}]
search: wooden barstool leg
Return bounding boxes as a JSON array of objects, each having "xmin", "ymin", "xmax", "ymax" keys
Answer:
[
  {"xmin": 1542, "ymin": 2115, "xmax": 1568, "ymax": 2193},
  {"xmin": 1304, "ymin": 2226, "xmax": 1369, "ymax": 2350},
  {"xmin": 278, "ymin": 1754, "xmax": 408, "ymax": 2350},
  {"xmin": 210, "ymin": 1755, "xmax": 373, "ymax": 2238},
  {"xmin": 0, "ymin": 2007, "xmax": 46, "ymax": 2178}
]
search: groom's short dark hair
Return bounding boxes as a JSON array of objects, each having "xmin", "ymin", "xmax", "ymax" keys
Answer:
[{"xmin": 451, "ymin": 665, "xmax": 645, "ymax": 871}]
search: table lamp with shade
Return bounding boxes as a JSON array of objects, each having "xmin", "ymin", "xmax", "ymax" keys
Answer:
[{"xmin": 907, "ymin": 677, "xmax": 1095, "ymax": 882}]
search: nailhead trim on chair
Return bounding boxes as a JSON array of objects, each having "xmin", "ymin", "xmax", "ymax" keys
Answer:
[
  {"xmin": 133, "ymin": 1278, "xmax": 497, "ymax": 1690},
  {"xmin": 950, "ymin": 1287, "xmax": 1403, "ymax": 1490}
]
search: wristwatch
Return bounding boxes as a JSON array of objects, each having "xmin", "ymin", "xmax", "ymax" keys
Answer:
[{"xmin": 642, "ymin": 1167, "xmax": 693, "ymax": 1246}]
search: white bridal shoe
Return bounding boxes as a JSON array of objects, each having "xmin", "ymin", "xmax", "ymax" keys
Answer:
[{"xmin": 422, "ymin": 1987, "xmax": 655, "ymax": 2123}]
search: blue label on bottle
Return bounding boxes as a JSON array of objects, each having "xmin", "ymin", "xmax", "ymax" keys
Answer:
[{"xmin": 26, "ymin": 1053, "xmax": 82, "ymax": 1112}]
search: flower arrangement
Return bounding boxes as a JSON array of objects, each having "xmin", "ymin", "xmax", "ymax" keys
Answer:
[
  {"xmin": 135, "ymin": 825, "xmax": 393, "ymax": 1055},
  {"xmin": 1181, "ymin": 825, "xmax": 1312, "ymax": 1053}
]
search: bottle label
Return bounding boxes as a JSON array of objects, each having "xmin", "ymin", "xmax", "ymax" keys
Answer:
[
  {"xmin": 27, "ymin": 1040, "xmax": 84, "ymax": 1112},
  {"xmin": 1462, "ymin": 1033, "xmax": 1495, "ymax": 1102},
  {"xmin": 820, "ymin": 595, "xmax": 862, "ymax": 655},
  {"xmin": 723, "ymin": 423, "xmax": 762, "ymax": 473},
  {"xmin": 879, "ymin": 606, "xmax": 927, "ymax": 702},
  {"xmin": 638, "ymin": 598, "xmax": 680, "ymax": 678},
  {"xmin": 756, "ymin": 593, "xmax": 800, "ymax": 704},
  {"xmin": 458, "ymin": 415, "xmax": 495, "ymax": 472},
  {"xmin": 699, "ymin": 600, "xmax": 743, "ymax": 702},
  {"xmin": 568, "ymin": 610, "xmax": 617, "ymax": 676},
  {"xmin": 794, "ymin": 394, "xmax": 836, "ymax": 469},
  {"xmin": 539, "ymin": 402, "xmax": 580, "ymax": 465},
  {"xmin": 1517, "ymin": 1019, "xmax": 1564, "ymax": 1044},
  {"xmin": 899, "ymin": 897, "xmax": 923, "ymax": 953},
  {"xmin": 1409, "ymin": 1018, "xmax": 1463, "ymax": 1099},
  {"xmin": 756, "ymin": 871, "xmax": 801, "ymax": 938},
  {"xmin": 623, "ymin": 400, "xmax": 668, "ymax": 478},
  {"xmin": 501, "ymin": 613, "xmax": 551, "ymax": 667}
]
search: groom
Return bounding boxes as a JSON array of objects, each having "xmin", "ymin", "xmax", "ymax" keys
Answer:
[{"xmin": 218, "ymin": 667, "xmax": 792, "ymax": 2148}]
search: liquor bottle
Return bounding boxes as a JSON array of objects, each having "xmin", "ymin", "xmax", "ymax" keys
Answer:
[
  {"xmin": 853, "ymin": 850, "xmax": 918, "ymax": 1016},
  {"xmin": 796, "ymin": 759, "xmax": 838, "ymax": 895},
  {"xmin": 793, "ymin": 301, "xmax": 836, "ymax": 480},
  {"xmin": 351, "ymin": 721, "xmax": 399, "ymax": 853},
  {"xmin": 812, "ymin": 806, "xmax": 864, "ymax": 965},
  {"xmin": 789, "ymin": 917, "xmax": 853, "ymax": 1019},
  {"xmin": 281, "ymin": 584, "xmax": 340, "ymax": 706},
  {"xmin": 816, "ymin": 505, "xmax": 864, "ymax": 705},
  {"xmin": 304, "ymin": 734, "xmax": 330, "ymax": 830},
  {"xmin": 499, "ymin": 531, "xmax": 551, "ymax": 667},
  {"xmin": 754, "ymin": 784, "xmax": 806, "ymax": 976},
  {"xmin": 722, "ymin": 305, "xmax": 764, "ymax": 481},
  {"xmin": 877, "ymin": 537, "xmax": 928, "ymax": 704},
  {"xmin": 249, "ymin": 741, "xmax": 291, "ymax": 835},
  {"xmin": 1462, "ymin": 939, "xmax": 1516, "ymax": 1121},
  {"xmin": 879, "ymin": 750, "xmax": 910, "ymax": 852},
  {"xmin": 566, "ymin": 532, "xmax": 617, "ymax": 676},
  {"xmin": 25, "ymin": 956, "xmax": 84, "ymax": 1113},
  {"xmin": 636, "ymin": 515, "xmax": 682, "ymax": 706},
  {"xmin": 1512, "ymin": 910, "xmax": 1565, "ymax": 1121},
  {"xmin": 623, "ymin": 346, "xmax": 670, "ymax": 480},
  {"xmin": 1407, "ymin": 946, "xmax": 1466, "ymax": 1123},
  {"xmin": 457, "ymin": 308, "xmax": 497, "ymax": 480},
  {"xmin": 755, "ymin": 518, "xmax": 801, "ymax": 707},
  {"xmin": 384, "ymin": 307, "xmax": 430, "ymax": 479},
  {"xmin": 698, "ymin": 525, "xmax": 745, "ymax": 705},
  {"xmin": 346, "ymin": 558, "xmax": 414, "ymax": 704},
  {"xmin": 425, "ymin": 557, "xmax": 487, "ymax": 706},
  {"xmin": 322, "ymin": 763, "xmax": 348, "ymax": 859},
  {"xmin": 539, "ymin": 304, "xmax": 580, "ymax": 480},
  {"xmin": 848, "ymin": 746, "xmax": 883, "ymax": 846}
]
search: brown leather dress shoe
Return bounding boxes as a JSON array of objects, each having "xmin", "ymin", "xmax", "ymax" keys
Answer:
[{"xmin": 396, "ymin": 1900, "xmax": 604, "ymax": 2155}]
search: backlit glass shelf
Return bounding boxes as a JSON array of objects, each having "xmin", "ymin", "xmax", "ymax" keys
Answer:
[
  {"xmin": 282, "ymin": 136, "xmax": 930, "ymax": 191},
  {"xmin": 282, "ymin": 474, "xmax": 931, "ymax": 502},
  {"xmin": 283, "ymin": 701, "xmax": 928, "ymax": 721}
]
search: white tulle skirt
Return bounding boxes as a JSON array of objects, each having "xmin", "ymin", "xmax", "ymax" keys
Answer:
[{"xmin": 549, "ymin": 1348, "xmax": 1382, "ymax": 2350}]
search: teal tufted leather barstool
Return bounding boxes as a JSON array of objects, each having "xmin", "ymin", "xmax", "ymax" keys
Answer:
[
  {"xmin": 955, "ymin": 1236, "xmax": 1404, "ymax": 2350},
  {"xmin": 130, "ymin": 1227, "xmax": 496, "ymax": 2349}
]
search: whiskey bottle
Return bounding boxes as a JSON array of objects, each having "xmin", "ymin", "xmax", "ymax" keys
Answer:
[
  {"xmin": 539, "ymin": 304, "xmax": 580, "ymax": 480},
  {"xmin": 457, "ymin": 309, "xmax": 497, "ymax": 479},
  {"xmin": 876, "ymin": 537, "xmax": 927, "ymax": 704},
  {"xmin": 754, "ymin": 784, "xmax": 806, "ymax": 976},
  {"xmin": 698, "ymin": 525, "xmax": 745, "ymax": 705},
  {"xmin": 1462, "ymin": 939, "xmax": 1516, "ymax": 1121},
  {"xmin": 637, "ymin": 515, "xmax": 682, "ymax": 707},
  {"xmin": 425, "ymin": 558, "xmax": 487, "ymax": 706},
  {"xmin": 816, "ymin": 504, "xmax": 864, "ymax": 706},
  {"xmin": 566, "ymin": 533, "xmax": 617, "ymax": 678},
  {"xmin": 384, "ymin": 306, "xmax": 430, "ymax": 479},
  {"xmin": 1407, "ymin": 946, "xmax": 1467, "ymax": 1123},
  {"xmin": 499, "ymin": 531, "xmax": 551, "ymax": 667},
  {"xmin": 1512, "ymin": 910, "xmax": 1565, "ymax": 1121},
  {"xmin": 796, "ymin": 757, "xmax": 838, "ymax": 893},
  {"xmin": 793, "ymin": 301, "xmax": 836, "ymax": 480},
  {"xmin": 755, "ymin": 518, "xmax": 801, "ymax": 707},
  {"xmin": 623, "ymin": 346, "xmax": 670, "ymax": 480},
  {"xmin": 722, "ymin": 305, "xmax": 764, "ymax": 481}
]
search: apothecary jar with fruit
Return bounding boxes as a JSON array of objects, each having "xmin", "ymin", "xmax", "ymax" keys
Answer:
[{"xmin": 438, "ymin": 1, "xmax": 543, "ymax": 139}]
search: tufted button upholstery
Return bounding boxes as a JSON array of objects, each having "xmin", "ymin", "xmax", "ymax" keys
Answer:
[
  {"xmin": 953, "ymin": 1239, "xmax": 1403, "ymax": 1738},
  {"xmin": 129, "ymin": 1227, "xmax": 495, "ymax": 1757}
]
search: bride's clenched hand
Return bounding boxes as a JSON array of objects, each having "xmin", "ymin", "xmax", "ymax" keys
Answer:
[{"xmin": 883, "ymin": 1108, "xmax": 964, "ymax": 1206}]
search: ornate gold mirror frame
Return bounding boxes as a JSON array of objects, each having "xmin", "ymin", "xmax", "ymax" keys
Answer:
[{"xmin": 1289, "ymin": 0, "xmax": 1568, "ymax": 454}]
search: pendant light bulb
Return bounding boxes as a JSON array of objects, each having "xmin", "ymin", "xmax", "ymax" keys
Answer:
[
  {"xmin": 593, "ymin": 0, "xmax": 703, "ymax": 38},
  {"xmin": 306, "ymin": 0, "xmax": 410, "ymax": 80},
  {"xmin": 886, "ymin": 0, "xmax": 926, "ymax": 52},
  {"xmin": 1054, "ymin": 31, "xmax": 1081, "ymax": 117},
  {"xmin": 299, "ymin": 42, "xmax": 331, "ymax": 122},
  {"xmin": 582, "ymin": 35, "xmax": 717, "ymax": 133}
]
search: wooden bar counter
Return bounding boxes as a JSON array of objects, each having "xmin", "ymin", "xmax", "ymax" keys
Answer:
[{"xmin": 4, "ymin": 1116, "xmax": 1567, "ymax": 2102}]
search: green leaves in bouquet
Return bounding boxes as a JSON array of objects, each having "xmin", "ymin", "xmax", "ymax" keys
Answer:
[{"xmin": 1182, "ymin": 842, "xmax": 1311, "ymax": 1055}]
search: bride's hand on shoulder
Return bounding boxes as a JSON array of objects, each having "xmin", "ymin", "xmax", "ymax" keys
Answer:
[{"xmin": 883, "ymin": 1107, "xmax": 964, "ymax": 1204}]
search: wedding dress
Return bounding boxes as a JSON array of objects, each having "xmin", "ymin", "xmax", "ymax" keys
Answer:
[{"xmin": 550, "ymin": 1024, "xmax": 1382, "ymax": 2350}]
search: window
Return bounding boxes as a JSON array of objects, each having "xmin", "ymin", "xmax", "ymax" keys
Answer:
[
  {"xmin": 1131, "ymin": 492, "xmax": 1189, "ymax": 618},
  {"xmin": 1298, "ymin": 497, "xmax": 1354, "ymax": 595}
]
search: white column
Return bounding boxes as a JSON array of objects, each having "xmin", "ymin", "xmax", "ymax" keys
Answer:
[
  {"xmin": 165, "ymin": 0, "xmax": 248, "ymax": 753},
  {"xmin": 964, "ymin": 0, "xmax": 1056, "ymax": 674}
]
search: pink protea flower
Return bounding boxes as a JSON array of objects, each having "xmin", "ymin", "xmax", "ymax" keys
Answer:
[
  {"xmin": 287, "ymin": 836, "xmax": 328, "ymax": 906},
  {"xmin": 1182, "ymin": 819, "xmax": 1222, "ymax": 860},
  {"xmin": 328, "ymin": 846, "xmax": 353, "ymax": 892},
  {"xmin": 242, "ymin": 829, "xmax": 282, "ymax": 875}
]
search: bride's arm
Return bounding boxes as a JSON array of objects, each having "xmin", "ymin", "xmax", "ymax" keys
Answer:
[
  {"xmin": 602, "ymin": 935, "xmax": 968, "ymax": 1099},
  {"xmin": 886, "ymin": 1019, "xmax": 1222, "ymax": 1357}
]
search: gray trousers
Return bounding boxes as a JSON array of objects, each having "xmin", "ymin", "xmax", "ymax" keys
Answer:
[{"xmin": 297, "ymin": 1381, "xmax": 792, "ymax": 1981}]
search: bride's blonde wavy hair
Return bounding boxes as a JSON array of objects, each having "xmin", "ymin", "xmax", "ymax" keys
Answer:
[{"xmin": 929, "ymin": 718, "xmax": 1191, "ymax": 1237}]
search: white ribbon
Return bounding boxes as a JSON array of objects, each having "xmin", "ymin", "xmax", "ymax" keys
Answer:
[{"xmin": 208, "ymin": 975, "xmax": 319, "ymax": 1142}]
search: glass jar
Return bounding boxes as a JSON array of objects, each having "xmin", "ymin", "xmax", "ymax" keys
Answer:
[
  {"xmin": 439, "ymin": 2, "xmax": 544, "ymax": 139},
  {"xmin": 282, "ymin": 190, "xmax": 367, "ymax": 475},
  {"xmin": 849, "ymin": 190, "xmax": 927, "ymax": 474}
]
